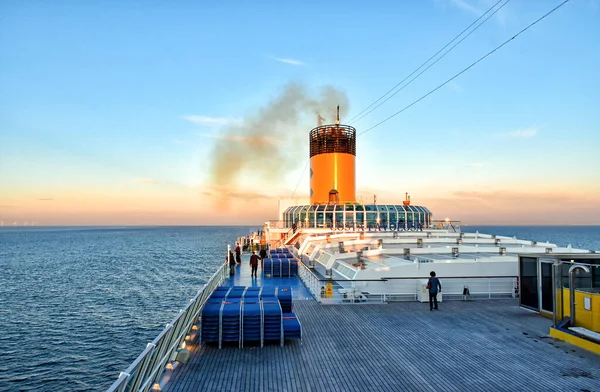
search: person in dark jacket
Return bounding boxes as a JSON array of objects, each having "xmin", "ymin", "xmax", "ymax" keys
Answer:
[
  {"xmin": 228, "ymin": 251, "xmax": 236, "ymax": 276},
  {"xmin": 427, "ymin": 271, "xmax": 442, "ymax": 311},
  {"xmin": 249, "ymin": 251, "xmax": 259, "ymax": 278},
  {"xmin": 259, "ymin": 247, "xmax": 267, "ymax": 269},
  {"xmin": 235, "ymin": 243, "xmax": 241, "ymax": 264}
]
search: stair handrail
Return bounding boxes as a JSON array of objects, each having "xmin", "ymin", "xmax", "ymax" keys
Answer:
[{"xmin": 274, "ymin": 226, "xmax": 295, "ymax": 248}]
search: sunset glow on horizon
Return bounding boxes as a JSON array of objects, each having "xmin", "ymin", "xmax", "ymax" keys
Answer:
[{"xmin": 1, "ymin": 1, "xmax": 599, "ymax": 226}]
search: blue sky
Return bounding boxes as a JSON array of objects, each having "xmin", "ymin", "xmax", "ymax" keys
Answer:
[{"xmin": 1, "ymin": 0, "xmax": 599, "ymax": 225}]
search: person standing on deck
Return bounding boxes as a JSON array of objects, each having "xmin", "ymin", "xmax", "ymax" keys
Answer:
[
  {"xmin": 249, "ymin": 251, "xmax": 259, "ymax": 278},
  {"xmin": 427, "ymin": 271, "xmax": 442, "ymax": 311},
  {"xmin": 235, "ymin": 243, "xmax": 241, "ymax": 264},
  {"xmin": 259, "ymin": 247, "xmax": 267, "ymax": 269},
  {"xmin": 228, "ymin": 251, "xmax": 236, "ymax": 276}
]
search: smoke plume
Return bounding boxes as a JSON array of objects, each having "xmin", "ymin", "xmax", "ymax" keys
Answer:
[{"xmin": 205, "ymin": 82, "xmax": 349, "ymax": 197}]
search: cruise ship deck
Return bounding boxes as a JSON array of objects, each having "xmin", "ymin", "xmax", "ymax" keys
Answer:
[{"xmin": 162, "ymin": 255, "xmax": 600, "ymax": 392}]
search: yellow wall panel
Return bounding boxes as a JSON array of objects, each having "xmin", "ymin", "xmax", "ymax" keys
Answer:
[{"xmin": 561, "ymin": 289, "xmax": 600, "ymax": 333}]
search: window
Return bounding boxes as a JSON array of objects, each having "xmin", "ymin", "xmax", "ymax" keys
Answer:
[
  {"xmin": 388, "ymin": 206, "xmax": 397, "ymax": 229},
  {"xmin": 561, "ymin": 262, "xmax": 593, "ymax": 289},
  {"xmin": 541, "ymin": 262, "xmax": 553, "ymax": 312},
  {"xmin": 520, "ymin": 257, "xmax": 539, "ymax": 310}
]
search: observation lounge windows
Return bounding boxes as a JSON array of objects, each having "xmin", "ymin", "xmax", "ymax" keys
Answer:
[
  {"xmin": 291, "ymin": 205, "xmax": 302, "ymax": 225},
  {"xmin": 366, "ymin": 212, "xmax": 377, "ymax": 229},
  {"xmin": 282, "ymin": 203, "xmax": 430, "ymax": 229},
  {"xmin": 299, "ymin": 205, "xmax": 309, "ymax": 225},
  {"xmin": 396, "ymin": 206, "xmax": 406, "ymax": 229},
  {"xmin": 354, "ymin": 205, "xmax": 364, "ymax": 227},
  {"xmin": 316, "ymin": 205, "xmax": 326, "ymax": 228},
  {"xmin": 324, "ymin": 211, "xmax": 334, "ymax": 228},
  {"xmin": 387, "ymin": 205, "xmax": 398, "ymax": 230},
  {"xmin": 307, "ymin": 205, "xmax": 318, "ymax": 228},
  {"xmin": 335, "ymin": 210, "xmax": 344, "ymax": 228},
  {"xmin": 405, "ymin": 206, "xmax": 415, "ymax": 228}
]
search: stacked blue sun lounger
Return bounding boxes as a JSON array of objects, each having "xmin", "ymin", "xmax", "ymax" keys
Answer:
[
  {"xmin": 264, "ymin": 248, "xmax": 299, "ymax": 277},
  {"xmin": 200, "ymin": 286, "xmax": 302, "ymax": 348}
]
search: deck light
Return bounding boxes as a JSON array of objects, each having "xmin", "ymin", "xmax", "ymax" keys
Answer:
[
  {"xmin": 152, "ymin": 383, "xmax": 162, "ymax": 391},
  {"xmin": 175, "ymin": 346, "xmax": 191, "ymax": 364}
]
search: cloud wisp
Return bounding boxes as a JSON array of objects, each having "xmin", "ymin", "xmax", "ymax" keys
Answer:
[
  {"xmin": 182, "ymin": 115, "xmax": 241, "ymax": 126},
  {"xmin": 507, "ymin": 128, "xmax": 538, "ymax": 138},
  {"xmin": 490, "ymin": 127, "xmax": 539, "ymax": 139},
  {"xmin": 446, "ymin": 0, "xmax": 509, "ymax": 25},
  {"xmin": 448, "ymin": 80, "xmax": 464, "ymax": 93},
  {"xmin": 269, "ymin": 56, "xmax": 305, "ymax": 66},
  {"xmin": 450, "ymin": 0, "xmax": 480, "ymax": 15}
]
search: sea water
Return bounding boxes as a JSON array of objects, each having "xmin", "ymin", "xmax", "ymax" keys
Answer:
[{"xmin": 0, "ymin": 226, "xmax": 254, "ymax": 392}]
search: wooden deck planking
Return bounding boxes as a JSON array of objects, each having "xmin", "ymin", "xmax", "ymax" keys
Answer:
[{"xmin": 164, "ymin": 299, "xmax": 600, "ymax": 392}]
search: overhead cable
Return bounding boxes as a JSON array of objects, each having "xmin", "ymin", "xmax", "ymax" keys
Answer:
[
  {"xmin": 347, "ymin": 0, "xmax": 508, "ymax": 124},
  {"xmin": 358, "ymin": 0, "xmax": 571, "ymax": 137},
  {"xmin": 291, "ymin": 159, "xmax": 310, "ymax": 198}
]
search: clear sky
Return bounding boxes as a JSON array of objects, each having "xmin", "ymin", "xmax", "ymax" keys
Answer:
[{"xmin": 1, "ymin": 0, "xmax": 599, "ymax": 226}]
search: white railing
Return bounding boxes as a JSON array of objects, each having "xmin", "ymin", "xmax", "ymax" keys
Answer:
[
  {"xmin": 274, "ymin": 227, "xmax": 295, "ymax": 248},
  {"xmin": 298, "ymin": 261, "xmax": 517, "ymax": 304},
  {"xmin": 266, "ymin": 220, "xmax": 286, "ymax": 229},
  {"xmin": 298, "ymin": 260, "xmax": 322, "ymax": 299},
  {"xmin": 106, "ymin": 260, "xmax": 229, "ymax": 392}
]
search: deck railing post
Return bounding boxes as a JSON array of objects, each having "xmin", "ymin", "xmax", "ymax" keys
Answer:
[
  {"xmin": 512, "ymin": 278, "xmax": 515, "ymax": 298},
  {"xmin": 569, "ymin": 264, "xmax": 590, "ymax": 327}
]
